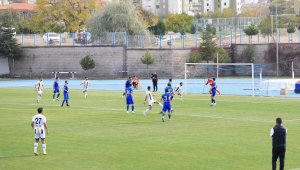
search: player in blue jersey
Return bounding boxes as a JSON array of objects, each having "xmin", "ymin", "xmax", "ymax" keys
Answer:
[
  {"xmin": 122, "ymin": 77, "xmax": 132, "ymax": 97},
  {"xmin": 61, "ymin": 80, "xmax": 70, "ymax": 107},
  {"xmin": 165, "ymin": 83, "xmax": 174, "ymax": 112},
  {"xmin": 210, "ymin": 78, "xmax": 217, "ymax": 106},
  {"xmin": 125, "ymin": 83, "xmax": 135, "ymax": 113},
  {"xmin": 161, "ymin": 88, "xmax": 172, "ymax": 122},
  {"xmin": 52, "ymin": 77, "xmax": 60, "ymax": 101}
]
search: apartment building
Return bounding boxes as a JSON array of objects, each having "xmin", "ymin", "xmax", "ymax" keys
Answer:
[
  {"xmin": 202, "ymin": 0, "xmax": 242, "ymax": 15},
  {"xmin": 295, "ymin": 0, "xmax": 300, "ymax": 15}
]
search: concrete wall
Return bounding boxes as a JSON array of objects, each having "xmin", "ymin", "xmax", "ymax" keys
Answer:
[
  {"xmin": 15, "ymin": 46, "xmax": 124, "ymax": 78},
  {"xmin": 15, "ymin": 46, "xmax": 190, "ymax": 79},
  {"xmin": 0, "ymin": 58, "xmax": 9, "ymax": 75}
]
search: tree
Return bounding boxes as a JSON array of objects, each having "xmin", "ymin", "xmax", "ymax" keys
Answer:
[
  {"xmin": 80, "ymin": 55, "xmax": 95, "ymax": 73},
  {"xmin": 165, "ymin": 14, "xmax": 195, "ymax": 33},
  {"xmin": 213, "ymin": 8, "xmax": 236, "ymax": 18},
  {"xmin": 190, "ymin": 23, "xmax": 197, "ymax": 34},
  {"xmin": 148, "ymin": 20, "xmax": 166, "ymax": 35},
  {"xmin": 244, "ymin": 24, "xmax": 259, "ymax": 44},
  {"xmin": 200, "ymin": 28, "xmax": 218, "ymax": 63},
  {"xmin": 137, "ymin": 8, "xmax": 158, "ymax": 28},
  {"xmin": 241, "ymin": 46, "xmax": 255, "ymax": 63},
  {"xmin": 214, "ymin": 48, "xmax": 231, "ymax": 63},
  {"xmin": 287, "ymin": 22, "xmax": 296, "ymax": 42},
  {"xmin": 259, "ymin": 17, "xmax": 274, "ymax": 37},
  {"xmin": 240, "ymin": 5, "xmax": 269, "ymax": 18},
  {"xmin": 87, "ymin": 1, "xmax": 150, "ymax": 38},
  {"xmin": 188, "ymin": 50, "xmax": 202, "ymax": 63},
  {"xmin": 140, "ymin": 50, "xmax": 154, "ymax": 76},
  {"xmin": 0, "ymin": 22, "xmax": 22, "ymax": 77},
  {"xmin": 31, "ymin": 0, "xmax": 98, "ymax": 33}
]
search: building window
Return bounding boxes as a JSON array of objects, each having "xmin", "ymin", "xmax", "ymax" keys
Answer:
[
  {"xmin": 224, "ymin": 2, "xmax": 226, "ymax": 6},
  {"xmin": 207, "ymin": 3, "xmax": 209, "ymax": 6},
  {"xmin": 207, "ymin": 9, "xmax": 209, "ymax": 12}
]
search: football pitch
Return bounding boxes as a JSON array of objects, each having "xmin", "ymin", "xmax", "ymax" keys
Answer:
[{"xmin": 0, "ymin": 88, "xmax": 300, "ymax": 170}]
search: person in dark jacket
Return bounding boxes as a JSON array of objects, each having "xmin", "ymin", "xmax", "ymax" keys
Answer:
[
  {"xmin": 151, "ymin": 72, "xmax": 158, "ymax": 92},
  {"xmin": 270, "ymin": 117, "xmax": 287, "ymax": 170}
]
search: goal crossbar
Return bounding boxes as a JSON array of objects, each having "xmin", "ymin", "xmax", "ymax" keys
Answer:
[{"xmin": 184, "ymin": 63, "xmax": 255, "ymax": 96}]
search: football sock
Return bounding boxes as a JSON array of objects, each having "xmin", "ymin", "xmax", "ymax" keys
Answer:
[
  {"xmin": 42, "ymin": 144, "xmax": 46, "ymax": 154},
  {"xmin": 61, "ymin": 100, "xmax": 65, "ymax": 106},
  {"xmin": 211, "ymin": 99, "xmax": 213, "ymax": 103},
  {"xmin": 66, "ymin": 100, "xmax": 69, "ymax": 106},
  {"xmin": 52, "ymin": 94, "xmax": 56, "ymax": 99},
  {"xmin": 34, "ymin": 143, "xmax": 38, "ymax": 153},
  {"xmin": 158, "ymin": 103, "xmax": 163, "ymax": 107},
  {"xmin": 212, "ymin": 99, "xmax": 215, "ymax": 103},
  {"xmin": 126, "ymin": 105, "xmax": 129, "ymax": 111},
  {"xmin": 57, "ymin": 93, "xmax": 60, "ymax": 98},
  {"xmin": 37, "ymin": 96, "xmax": 41, "ymax": 102},
  {"xmin": 168, "ymin": 114, "xmax": 171, "ymax": 120},
  {"xmin": 144, "ymin": 109, "xmax": 150, "ymax": 114},
  {"xmin": 132, "ymin": 105, "xmax": 134, "ymax": 111},
  {"xmin": 84, "ymin": 92, "xmax": 87, "ymax": 98}
]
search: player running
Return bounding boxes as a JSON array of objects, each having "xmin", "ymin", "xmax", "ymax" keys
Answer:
[
  {"xmin": 31, "ymin": 107, "xmax": 49, "ymax": 156},
  {"xmin": 165, "ymin": 83, "xmax": 174, "ymax": 112},
  {"xmin": 125, "ymin": 83, "xmax": 135, "ymax": 114},
  {"xmin": 205, "ymin": 78, "xmax": 221, "ymax": 95},
  {"xmin": 174, "ymin": 82, "xmax": 183, "ymax": 101},
  {"xmin": 61, "ymin": 80, "xmax": 70, "ymax": 107},
  {"xmin": 210, "ymin": 78, "xmax": 217, "ymax": 106},
  {"xmin": 53, "ymin": 77, "xmax": 60, "ymax": 101},
  {"xmin": 161, "ymin": 88, "xmax": 172, "ymax": 122},
  {"xmin": 143, "ymin": 86, "xmax": 163, "ymax": 116},
  {"xmin": 35, "ymin": 78, "xmax": 44, "ymax": 103},
  {"xmin": 80, "ymin": 77, "xmax": 89, "ymax": 98}
]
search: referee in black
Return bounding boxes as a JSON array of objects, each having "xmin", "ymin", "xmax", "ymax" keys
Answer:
[{"xmin": 270, "ymin": 117, "xmax": 287, "ymax": 170}]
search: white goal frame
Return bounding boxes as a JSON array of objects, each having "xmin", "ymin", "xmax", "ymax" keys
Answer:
[{"xmin": 184, "ymin": 63, "xmax": 255, "ymax": 96}]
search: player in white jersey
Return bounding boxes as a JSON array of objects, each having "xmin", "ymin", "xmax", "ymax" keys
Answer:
[
  {"xmin": 143, "ymin": 86, "xmax": 163, "ymax": 116},
  {"xmin": 31, "ymin": 107, "xmax": 48, "ymax": 156},
  {"xmin": 35, "ymin": 78, "xmax": 44, "ymax": 103},
  {"xmin": 80, "ymin": 77, "xmax": 89, "ymax": 98},
  {"xmin": 174, "ymin": 82, "xmax": 183, "ymax": 101}
]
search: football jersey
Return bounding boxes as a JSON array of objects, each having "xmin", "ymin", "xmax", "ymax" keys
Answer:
[
  {"xmin": 83, "ymin": 80, "xmax": 89, "ymax": 88},
  {"xmin": 165, "ymin": 86, "xmax": 173, "ymax": 94},
  {"xmin": 126, "ymin": 87, "xmax": 133, "ymax": 96},
  {"xmin": 32, "ymin": 114, "xmax": 46, "ymax": 128},
  {"xmin": 162, "ymin": 93, "xmax": 171, "ymax": 104},
  {"xmin": 145, "ymin": 90, "xmax": 153, "ymax": 102},
  {"xmin": 174, "ymin": 85, "xmax": 181, "ymax": 92},
  {"xmin": 63, "ymin": 84, "xmax": 69, "ymax": 94},
  {"xmin": 54, "ymin": 81, "xmax": 59, "ymax": 90},
  {"xmin": 37, "ymin": 81, "xmax": 43, "ymax": 91}
]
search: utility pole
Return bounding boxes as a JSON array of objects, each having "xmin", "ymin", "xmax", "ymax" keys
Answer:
[{"xmin": 276, "ymin": 0, "xmax": 279, "ymax": 77}]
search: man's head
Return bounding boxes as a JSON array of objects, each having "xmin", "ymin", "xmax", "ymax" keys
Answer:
[
  {"xmin": 37, "ymin": 107, "xmax": 43, "ymax": 114},
  {"xmin": 85, "ymin": 77, "xmax": 88, "ymax": 80},
  {"xmin": 212, "ymin": 77, "xmax": 216, "ymax": 81},
  {"xmin": 56, "ymin": 77, "xmax": 59, "ymax": 80},
  {"xmin": 276, "ymin": 117, "xmax": 282, "ymax": 125},
  {"xmin": 65, "ymin": 80, "xmax": 68, "ymax": 84},
  {"xmin": 165, "ymin": 88, "xmax": 168, "ymax": 93},
  {"xmin": 169, "ymin": 78, "xmax": 172, "ymax": 82},
  {"xmin": 180, "ymin": 82, "xmax": 183, "ymax": 86},
  {"xmin": 167, "ymin": 83, "xmax": 171, "ymax": 87},
  {"xmin": 128, "ymin": 77, "xmax": 131, "ymax": 80},
  {"xmin": 147, "ymin": 86, "xmax": 151, "ymax": 91}
]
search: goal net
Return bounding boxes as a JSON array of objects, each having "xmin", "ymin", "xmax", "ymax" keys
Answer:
[{"xmin": 184, "ymin": 63, "xmax": 256, "ymax": 96}]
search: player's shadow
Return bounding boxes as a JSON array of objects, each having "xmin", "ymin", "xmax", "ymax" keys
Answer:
[{"xmin": 0, "ymin": 154, "xmax": 35, "ymax": 159}]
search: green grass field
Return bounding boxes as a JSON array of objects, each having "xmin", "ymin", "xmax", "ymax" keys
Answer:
[{"xmin": 0, "ymin": 88, "xmax": 300, "ymax": 170}]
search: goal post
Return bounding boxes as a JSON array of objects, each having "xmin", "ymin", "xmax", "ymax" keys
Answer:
[{"xmin": 184, "ymin": 63, "xmax": 255, "ymax": 96}]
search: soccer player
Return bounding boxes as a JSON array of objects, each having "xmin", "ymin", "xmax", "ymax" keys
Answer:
[
  {"xmin": 143, "ymin": 86, "xmax": 163, "ymax": 116},
  {"xmin": 35, "ymin": 78, "xmax": 44, "ymax": 103},
  {"xmin": 53, "ymin": 77, "xmax": 60, "ymax": 101},
  {"xmin": 174, "ymin": 82, "xmax": 183, "ymax": 101},
  {"xmin": 31, "ymin": 107, "xmax": 48, "ymax": 156},
  {"xmin": 205, "ymin": 78, "xmax": 221, "ymax": 95},
  {"xmin": 61, "ymin": 80, "xmax": 70, "ymax": 107},
  {"xmin": 125, "ymin": 83, "xmax": 135, "ymax": 113},
  {"xmin": 122, "ymin": 77, "xmax": 132, "ymax": 97},
  {"xmin": 165, "ymin": 83, "xmax": 174, "ymax": 112},
  {"xmin": 80, "ymin": 77, "xmax": 89, "ymax": 98},
  {"xmin": 210, "ymin": 78, "xmax": 217, "ymax": 106},
  {"xmin": 161, "ymin": 88, "xmax": 172, "ymax": 122}
]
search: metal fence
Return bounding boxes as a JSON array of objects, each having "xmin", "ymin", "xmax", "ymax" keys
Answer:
[{"xmin": 16, "ymin": 29, "xmax": 300, "ymax": 49}]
